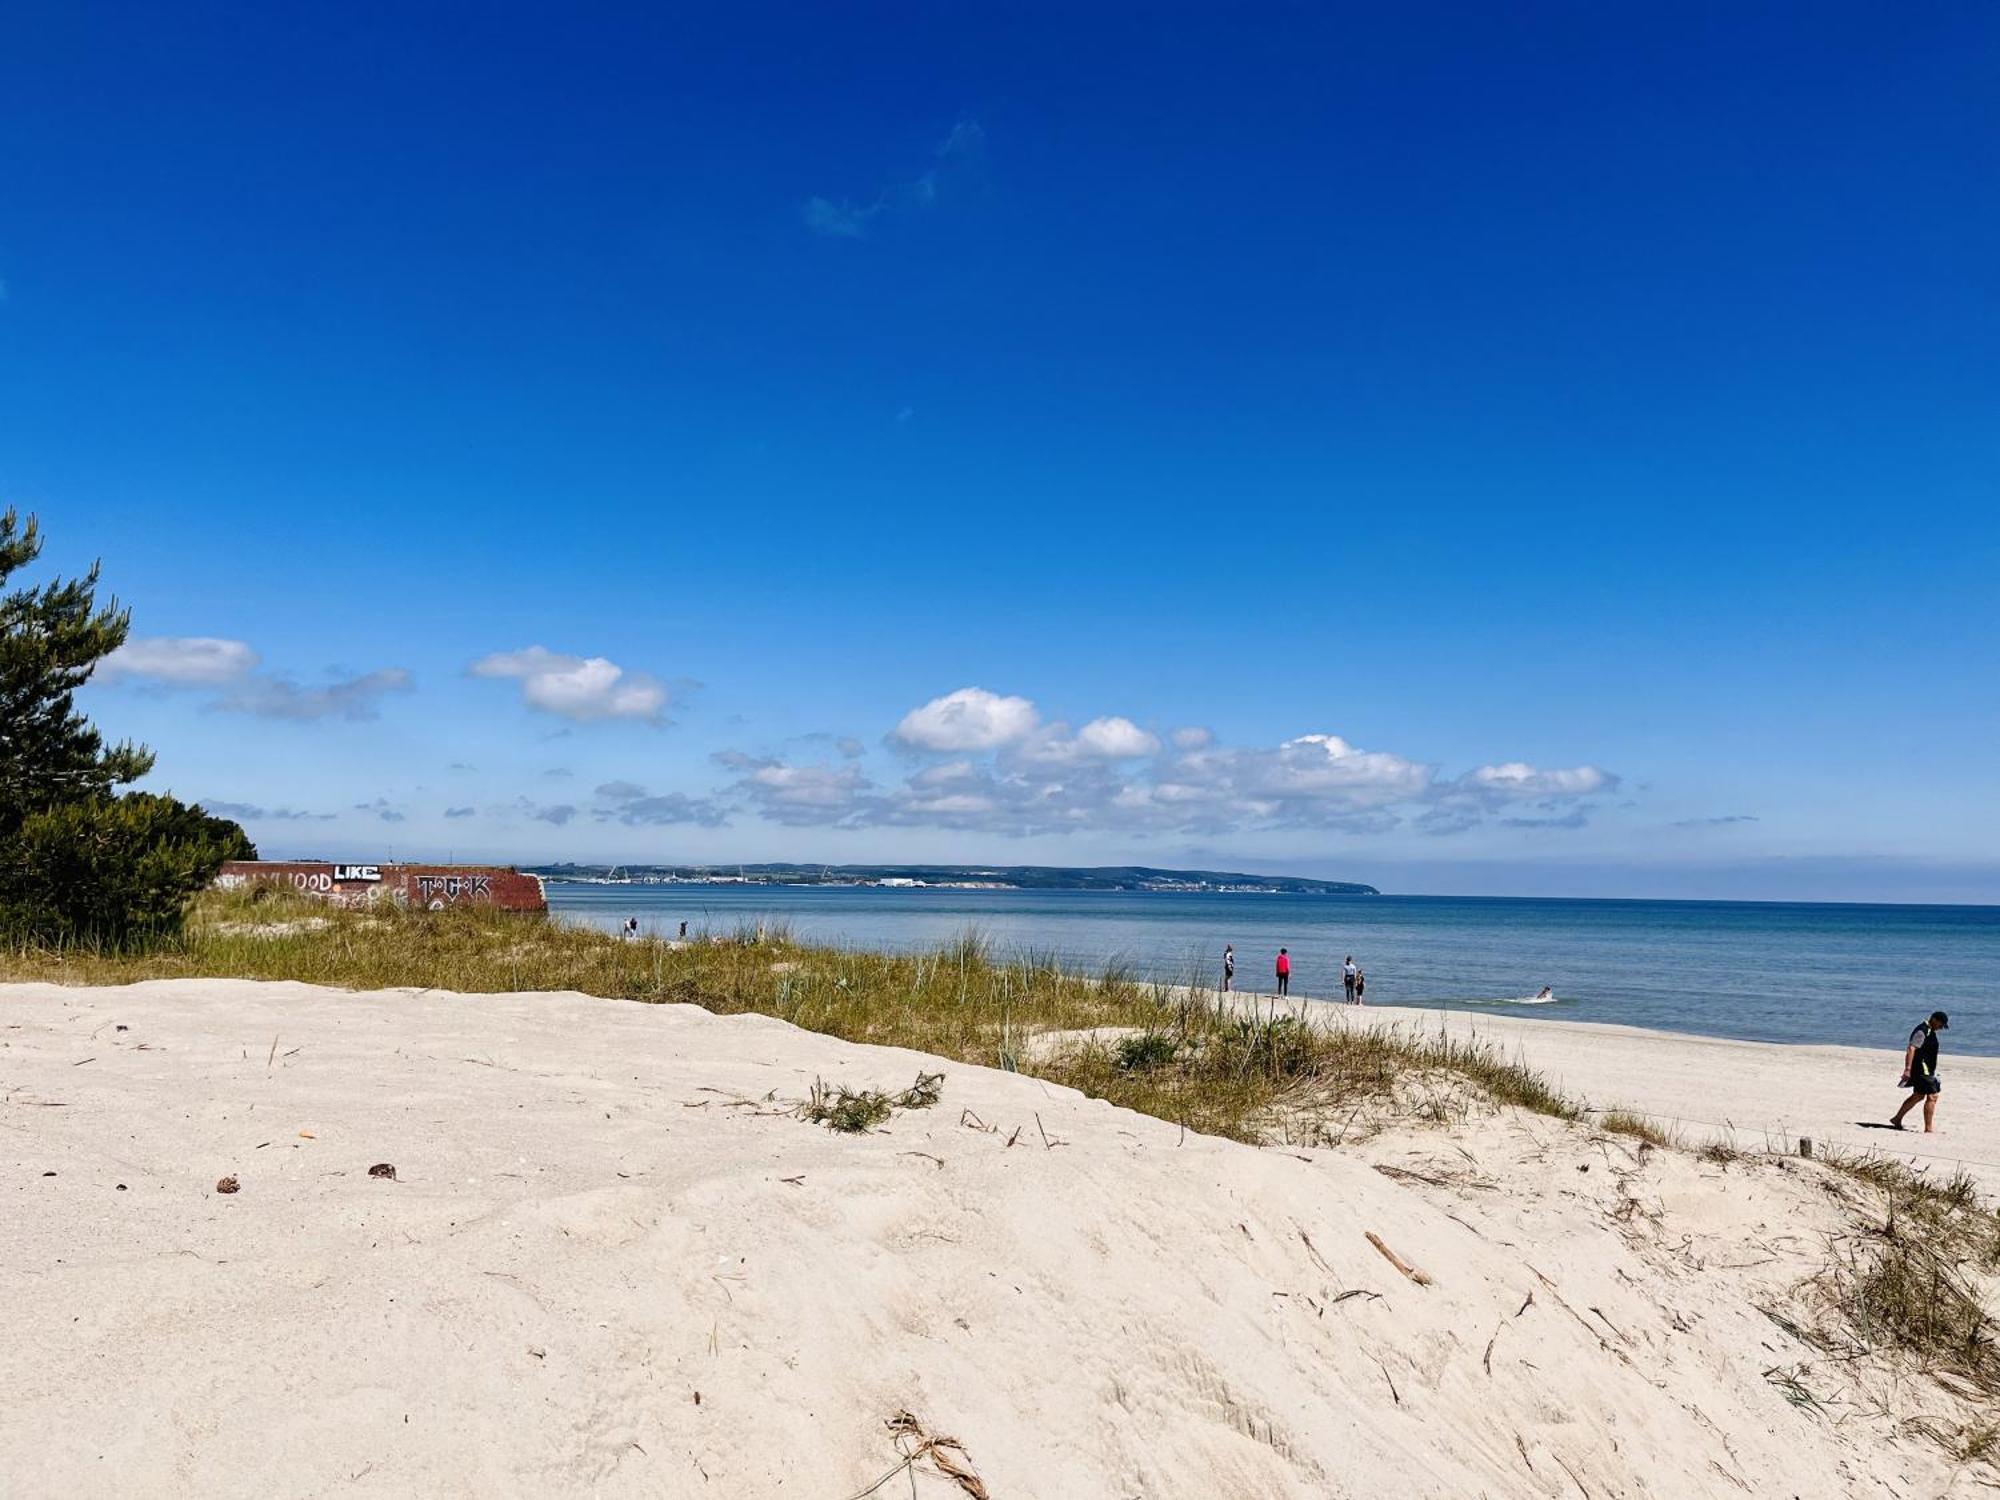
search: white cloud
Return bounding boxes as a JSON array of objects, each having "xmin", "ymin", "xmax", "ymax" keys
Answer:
[
  {"xmin": 1457, "ymin": 762, "xmax": 1619, "ymax": 804},
  {"xmin": 470, "ymin": 647, "xmax": 668, "ymax": 724},
  {"xmin": 96, "ymin": 635, "xmax": 411, "ymax": 721},
  {"xmin": 1075, "ymin": 716, "xmax": 1160, "ymax": 758},
  {"xmin": 733, "ymin": 692, "xmax": 1619, "ymax": 840},
  {"xmin": 895, "ymin": 687, "xmax": 1039, "ymax": 752},
  {"xmin": 97, "ymin": 636, "xmax": 258, "ymax": 685},
  {"xmin": 1408, "ymin": 760, "xmax": 1621, "ymax": 836},
  {"xmin": 743, "ymin": 762, "xmax": 873, "ymax": 824},
  {"xmin": 1247, "ymin": 735, "xmax": 1434, "ymax": 805}
]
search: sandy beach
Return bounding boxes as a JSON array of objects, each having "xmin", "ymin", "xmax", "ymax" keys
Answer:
[
  {"xmin": 1213, "ymin": 991, "xmax": 2000, "ymax": 1190},
  {"xmin": 6, "ymin": 976, "xmax": 1997, "ymax": 1497}
]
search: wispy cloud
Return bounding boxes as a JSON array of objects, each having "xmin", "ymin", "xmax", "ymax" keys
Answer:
[
  {"xmin": 94, "ymin": 635, "xmax": 412, "ymax": 721},
  {"xmin": 218, "ymin": 668, "xmax": 413, "ymax": 722},
  {"xmin": 1500, "ymin": 809, "xmax": 1592, "ymax": 831},
  {"xmin": 512, "ymin": 797, "xmax": 578, "ymax": 826},
  {"xmin": 444, "ymin": 806, "xmax": 477, "ymax": 819},
  {"xmin": 201, "ymin": 799, "xmax": 334, "ymax": 822},
  {"xmin": 593, "ymin": 780, "xmax": 728, "ymax": 828},
  {"xmin": 470, "ymin": 646, "xmax": 669, "ymax": 724},
  {"xmin": 353, "ymin": 798, "xmax": 407, "ymax": 824},
  {"xmin": 804, "ymin": 118, "xmax": 985, "ymax": 238},
  {"xmin": 1671, "ymin": 813, "xmax": 1760, "ymax": 828}
]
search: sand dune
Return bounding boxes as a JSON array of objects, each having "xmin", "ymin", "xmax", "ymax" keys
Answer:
[
  {"xmin": 1234, "ymin": 993, "xmax": 2000, "ymax": 1189},
  {"xmin": 3, "ymin": 979, "xmax": 1992, "ymax": 1497}
]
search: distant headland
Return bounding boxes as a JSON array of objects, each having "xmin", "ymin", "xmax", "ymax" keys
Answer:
[{"xmin": 531, "ymin": 863, "xmax": 1379, "ymax": 896}]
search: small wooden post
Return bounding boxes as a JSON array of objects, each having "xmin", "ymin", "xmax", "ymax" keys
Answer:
[{"xmin": 1798, "ymin": 1136, "xmax": 1814, "ymax": 1159}]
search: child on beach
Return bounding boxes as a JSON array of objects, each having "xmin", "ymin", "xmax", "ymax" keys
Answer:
[
  {"xmin": 1353, "ymin": 969, "xmax": 1365, "ymax": 1005},
  {"xmin": 1275, "ymin": 948, "xmax": 1291, "ymax": 997},
  {"xmin": 1222, "ymin": 945, "xmax": 1235, "ymax": 992}
]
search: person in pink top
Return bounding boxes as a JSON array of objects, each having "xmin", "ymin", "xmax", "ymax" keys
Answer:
[{"xmin": 1275, "ymin": 947, "xmax": 1291, "ymax": 997}]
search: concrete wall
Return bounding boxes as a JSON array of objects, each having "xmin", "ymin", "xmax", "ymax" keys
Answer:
[{"xmin": 216, "ymin": 862, "xmax": 546, "ymax": 913}]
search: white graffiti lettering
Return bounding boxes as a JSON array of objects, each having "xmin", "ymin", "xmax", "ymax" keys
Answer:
[{"xmin": 414, "ymin": 874, "xmax": 492, "ymax": 904}]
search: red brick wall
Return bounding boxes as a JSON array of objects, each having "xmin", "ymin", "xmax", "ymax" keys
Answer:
[{"xmin": 216, "ymin": 862, "xmax": 546, "ymax": 912}]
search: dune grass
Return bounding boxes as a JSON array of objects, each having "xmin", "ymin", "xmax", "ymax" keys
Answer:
[
  {"xmin": 1600, "ymin": 1110, "xmax": 1676, "ymax": 1148},
  {"xmin": 2, "ymin": 887, "xmax": 1577, "ymax": 1145},
  {"xmin": 1807, "ymin": 1147, "xmax": 2000, "ymax": 1402}
]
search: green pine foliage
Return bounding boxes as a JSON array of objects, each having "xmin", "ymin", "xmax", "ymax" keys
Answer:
[{"xmin": 0, "ymin": 510, "xmax": 254, "ymax": 945}]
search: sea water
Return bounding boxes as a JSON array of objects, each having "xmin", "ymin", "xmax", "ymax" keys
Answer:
[{"xmin": 548, "ymin": 886, "xmax": 1998, "ymax": 1056}]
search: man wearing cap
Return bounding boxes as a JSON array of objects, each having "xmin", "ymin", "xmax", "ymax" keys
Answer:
[{"xmin": 1890, "ymin": 1011, "xmax": 1950, "ymax": 1133}]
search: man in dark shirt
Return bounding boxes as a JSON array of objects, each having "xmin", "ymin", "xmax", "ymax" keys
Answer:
[{"xmin": 1890, "ymin": 1011, "xmax": 1950, "ymax": 1133}]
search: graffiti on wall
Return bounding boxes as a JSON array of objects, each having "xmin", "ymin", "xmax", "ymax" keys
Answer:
[
  {"xmin": 213, "ymin": 862, "xmax": 545, "ymax": 913},
  {"xmin": 414, "ymin": 874, "xmax": 492, "ymax": 908}
]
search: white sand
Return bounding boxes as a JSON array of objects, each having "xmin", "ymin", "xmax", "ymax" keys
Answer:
[
  {"xmin": 1226, "ymin": 991, "xmax": 2000, "ymax": 1189},
  {"xmin": 3, "ymin": 979, "xmax": 1993, "ymax": 1497}
]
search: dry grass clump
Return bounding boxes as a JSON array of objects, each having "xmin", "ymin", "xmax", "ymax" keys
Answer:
[
  {"xmin": 1956, "ymin": 1421, "xmax": 2000, "ymax": 1467},
  {"xmin": 1600, "ymin": 1110, "xmax": 1675, "ymax": 1148},
  {"xmin": 1807, "ymin": 1150, "xmax": 2000, "ymax": 1409},
  {"xmin": 801, "ymin": 1072, "xmax": 945, "ymax": 1134},
  {"xmin": 1114, "ymin": 1031, "xmax": 1179, "ymax": 1072},
  {"xmin": 5, "ymin": 891, "xmax": 1579, "ymax": 1146}
]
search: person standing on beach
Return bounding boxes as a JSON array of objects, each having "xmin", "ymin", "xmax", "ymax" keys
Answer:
[
  {"xmin": 1222, "ymin": 944, "xmax": 1235, "ymax": 993},
  {"xmin": 1343, "ymin": 955, "xmax": 1358, "ymax": 1004},
  {"xmin": 1275, "ymin": 948, "xmax": 1291, "ymax": 997},
  {"xmin": 1890, "ymin": 1011, "xmax": 1950, "ymax": 1132},
  {"xmin": 622, "ymin": 916, "xmax": 639, "ymax": 941},
  {"xmin": 1353, "ymin": 968, "xmax": 1366, "ymax": 1005}
]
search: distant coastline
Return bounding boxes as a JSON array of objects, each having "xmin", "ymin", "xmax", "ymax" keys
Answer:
[{"xmin": 530, "ymin": 862, "xmax": 1380, "ymax": 896}]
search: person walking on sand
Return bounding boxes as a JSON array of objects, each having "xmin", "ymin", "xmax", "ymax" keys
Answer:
[
  {"xmin": 1222, "ymin": 944, "xmax": 1235, "ymax": 993},
  {"xmin": 1275, "ymin": 948, "xmax": 1291, "ymax": 997},
  {"xmin": 1890, "ymin": 1011, "xmax": 1950, "ymax": 1132},
  {"xmin": 1342, "ymin": 955, "xmax": 1358, "ymax": 1004},
  {"xmin": 1353, "ymin": 968, "xmax": 1366, "ymax": 1005},
  {"xmin": 622, "ymin": 915, "xmax": 639, "ymax": 941}
]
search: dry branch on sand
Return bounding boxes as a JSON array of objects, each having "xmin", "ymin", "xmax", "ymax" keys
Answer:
[{"xmin": 844, "ymin": 1411, "xmax": 989, "ymax": 1500}]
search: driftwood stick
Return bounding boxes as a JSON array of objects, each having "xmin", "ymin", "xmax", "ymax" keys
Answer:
[{"xmin": 1365, "ymin": 1230, "xmax": 1433, "ymax": 1286}]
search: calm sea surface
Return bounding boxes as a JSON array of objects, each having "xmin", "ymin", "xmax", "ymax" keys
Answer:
[{"xmin": 547, "ymin": 886, "xmax": 1999, "ymax": 1056}]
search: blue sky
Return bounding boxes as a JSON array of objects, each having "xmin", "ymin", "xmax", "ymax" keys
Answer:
[{"xmin": 6, "ymin": 3, "xmax": 1996, "ymax": 899}]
